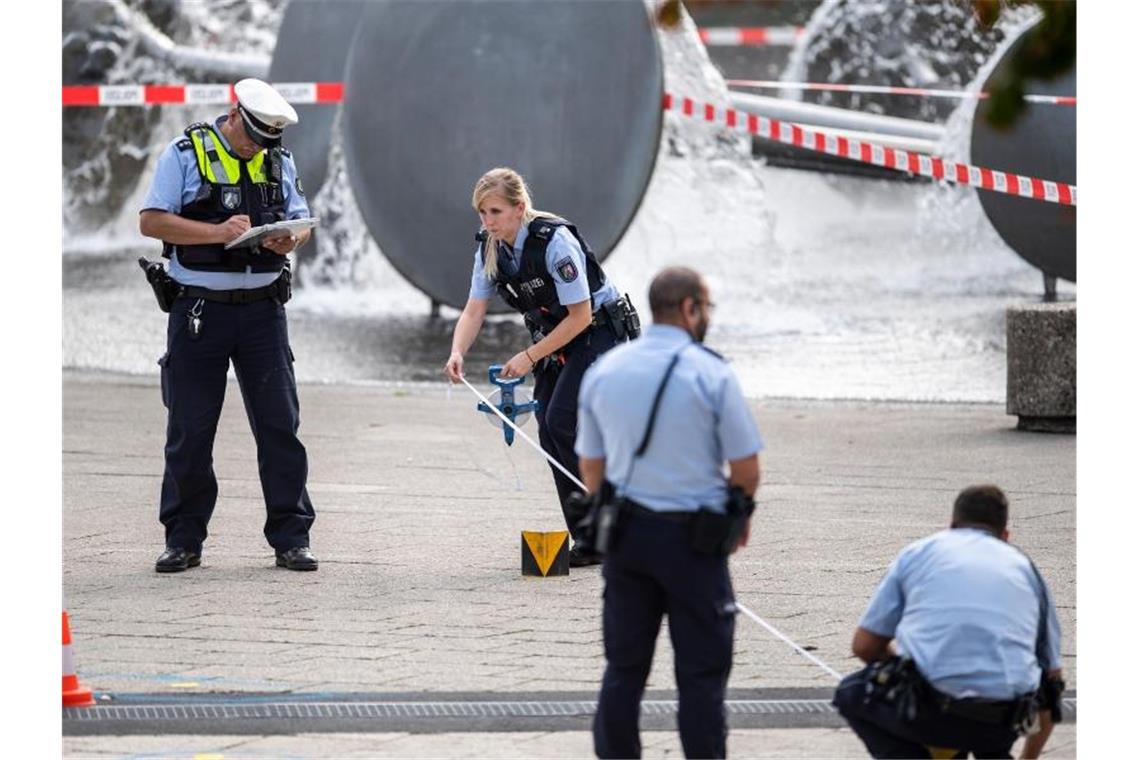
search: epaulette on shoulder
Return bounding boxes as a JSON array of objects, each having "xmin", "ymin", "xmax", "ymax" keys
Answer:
[
  {"xmin": 529, "ymin": 216, "xmax": 567, "ymax": 241},
  {"xmin": 695, "ymin": 344, "xmax": 725, "ymax": 361},
  {"xmin": 174, "ymin": 137, "xmax": 193, "ymax": 152},
  {"xmin": 475, "ymin": 229, "xmax": 488, "ymax": 243},
  {"xmin": 183, "ymin": 121, "xmax": 211, "ymax": 139},
  {"xmin": 277, "ymin": 147, "xmax": 292, "ymax": 158}
]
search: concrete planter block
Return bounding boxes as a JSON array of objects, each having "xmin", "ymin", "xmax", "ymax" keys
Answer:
[{"xmin": 1006, "ymin": 302, "xmax": 1076, "ymax": 433}]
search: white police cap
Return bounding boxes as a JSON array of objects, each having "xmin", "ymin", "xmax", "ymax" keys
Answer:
[{"xmin": 233, "ymin": 78, "xmax": 298, "ymax": 148}]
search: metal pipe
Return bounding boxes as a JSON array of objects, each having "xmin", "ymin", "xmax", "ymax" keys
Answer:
[
  {"xmin": 729, "ymin": 91, "xmax": 946, "ymax": 143},
  {"xmin": 107, "ymin": 0, "xmax": 269, "ymax": 80},
  {"xmin": 781, "ymin": 124, "xmax": 938, "ymax": 155}
]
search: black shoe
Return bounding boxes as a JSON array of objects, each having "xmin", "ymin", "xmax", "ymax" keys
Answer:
[
  {"xmin": 568, "ymin": 542, "xmax": 602, "ymax": 568},
  {"xmin": 276, "ymin": 546, "xmax": 318, "ymax": 571},
  {"xmin": 155, "ymin": 547, "xmax": 201, "ymax": 573}
]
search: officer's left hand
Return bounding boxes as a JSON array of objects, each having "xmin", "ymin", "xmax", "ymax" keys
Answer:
[
  {"xmin": 262, "ymin": 233, "xmax": 297, "ymax": 256},
  {"xmin": 500, "ymin": 351, "xmax": 535, "ymax": 380}
]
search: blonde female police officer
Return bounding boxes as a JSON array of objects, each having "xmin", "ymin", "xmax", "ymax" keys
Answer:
[
  {"xmin": 445, "ymin": 168, "xmax": 639, "ymax": 567},
  {"xmin": 139, "ymin": 78, "xmax": 317, "ymax": 573}
]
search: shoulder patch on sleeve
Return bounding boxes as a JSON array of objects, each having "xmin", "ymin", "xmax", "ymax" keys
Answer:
[
  {"xmin": 294, "ymin": 177, "xmax": 305, "ymax": 196},
  {"xmin": 554, "ymin": 256, "xmax": 579, "ymax": 283}
]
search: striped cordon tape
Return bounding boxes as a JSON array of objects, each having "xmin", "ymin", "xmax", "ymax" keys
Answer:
[
  {"xmin": 58, "ymin": 83, "xmax": 1075, "ymax": 206},
  {"xmin": 663, "ymin": 92, "xmax": 1076, "ymax": 206},
  {"xmin": 61, "ymin": 82, "xmax": 344, "ymax": 107},
  {"xmin": 698, "ymin": 26, "xmax": 804, "ymax": 46},
  {"xmin": 726, "ymin": 79, "xmax": 1076, "ymax": 106}
]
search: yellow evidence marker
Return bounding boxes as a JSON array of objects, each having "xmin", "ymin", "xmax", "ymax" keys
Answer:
[{"xmin": 521, "ymin": 530, "xmax": 570, "ymax": 577}]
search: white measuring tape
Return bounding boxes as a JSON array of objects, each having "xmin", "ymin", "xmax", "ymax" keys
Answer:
[
  {"xmin": 459, "ymin": 375, "xmax": 588, "ymax": 491},
  {"xmin": 456, "ymin": 372, "xmax": 844, "ymax": 682},
  {"xmin": 736, "ymin": 603, "xmax": 843, "ymax": 681}
]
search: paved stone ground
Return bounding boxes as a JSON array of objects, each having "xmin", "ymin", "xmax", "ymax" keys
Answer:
[
  {"xmin": 61, "ymin": 725, "xmax": 1077, "ymax": 758},
  {"xmin": 62, "ymin": 371, "xmax": 1076, "ymax": 756}
]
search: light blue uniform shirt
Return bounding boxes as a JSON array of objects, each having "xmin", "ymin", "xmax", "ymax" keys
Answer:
[
  {"xmin": 576, "ymin": 324, "xmax": 764, "ymax": 512},
  {"xmin": 140, "ymin": 115, "xmax": 309, "ymax": 289},
  {"xmin": 469, "ymin": 221, "xmax": 620, "ymax": 310},
  {"xmin": 860, "ymin": 527, "xmax": 1063, "ymax": 700}
]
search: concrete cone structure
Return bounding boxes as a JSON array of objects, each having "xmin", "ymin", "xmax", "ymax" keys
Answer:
[{"xmin": 62, "ymin": 610, "xmax": 94, "ymax": 707}]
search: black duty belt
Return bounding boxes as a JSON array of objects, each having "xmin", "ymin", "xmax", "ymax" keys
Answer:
[
  {"xmin": 179, "ymin": 282, "xmax": 280, "ymax": 304},
  {"xmin": 934, "ymin": 693, "xmax": 1026, "ymax": 725},
  {"xmin": 628, "ymin": 500, "xmax": 698, "ymax": 524}
]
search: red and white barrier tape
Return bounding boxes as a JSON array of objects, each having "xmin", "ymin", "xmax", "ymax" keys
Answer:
[
  {"xmin": 727, "ymin": 79, "xmax": 1076, "ymax": 106},
  {"xmin": 61, "ymin": 82, "xmax": 344, "ymax": 107},
  {"xmin": 58, "ymin": 82, "xmax": 1076, "ymax": 206},
  {"xmin": 698, "ymin": 26, "xmax": 804, "ymax": 46},
  {"xmin": 664, "ymin": 93, "xmax": 1076, "ymax": 206}
]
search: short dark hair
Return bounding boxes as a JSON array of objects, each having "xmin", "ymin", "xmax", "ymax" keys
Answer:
[
  {"xmin": 951, "ymin": 484, "xmax": 1009, "ymax": 534},
  {"xmin": 648, "ymin": 266, "xmax": 704, "ymax": 321}
]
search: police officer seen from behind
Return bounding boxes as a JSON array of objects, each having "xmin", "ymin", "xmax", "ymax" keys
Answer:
[
  {"xmin": 576, "ymin": 267, "xmax": 764, "ymax": 759},
  {"xmin": 139, "ymin": 78, "xmax": 318, "ymax": 573},
  {"xmin": 444, "ymin": 167, "xmax": 639, "ymax": 567},
  {"xmin": 833, "ymin": 485, "xmax": 1064, "ymax": 759}
]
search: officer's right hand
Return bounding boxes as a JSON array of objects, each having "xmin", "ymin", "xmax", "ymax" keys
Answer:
[
  {"xmin": 444, "ymin": 351, "xmax": 464, "ymax": 383},
  {"xmin": 217, "ymin": 214, "xmax": 251, "ymax": 243},
  {"xmin": 731, "ymin": 517, "xmax": 752, "ymax": 554}
]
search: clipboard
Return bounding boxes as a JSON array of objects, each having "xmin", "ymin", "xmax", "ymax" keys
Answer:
[{"xmin": 223, "ymin": 217, "xmax": 320, "ymax": 250}]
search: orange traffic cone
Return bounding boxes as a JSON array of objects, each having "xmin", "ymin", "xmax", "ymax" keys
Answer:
[{"xmin": 62, "ymin": 610, "xmax": 94, "ymax": 707}]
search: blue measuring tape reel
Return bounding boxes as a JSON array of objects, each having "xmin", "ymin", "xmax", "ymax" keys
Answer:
[{"xmin": 477, "ymin": 365, "xmax": 541, "ymax": 446}]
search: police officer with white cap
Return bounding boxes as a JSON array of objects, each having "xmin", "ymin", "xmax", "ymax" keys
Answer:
[
  {"xmin": 575, "ymin": 266, "xmax": 764, "ymax": 758},
  {"xmin": 139, "ymin": 78, "xmax": 318, "ymax": 573}
]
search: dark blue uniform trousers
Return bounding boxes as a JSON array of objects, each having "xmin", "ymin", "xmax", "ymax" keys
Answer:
[
  {"xmin": 833, "ymin": 665, "xmax": 1019, "ymax": 759},
  {"xmin": 533, "ymin": 325, "xmax": 620, "ymax": 538},
  {"xmin": 594, "ymin": 510, "xmax": 736, "ymax": 759},
  {"xmin": 158, "ymin": 296, "xmax": 315, "ymax": 553}
]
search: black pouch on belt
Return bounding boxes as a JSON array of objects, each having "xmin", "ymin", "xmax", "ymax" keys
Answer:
[
  {"xmin": 274, "ymin": 265, "xmax": 293, "ymax": 304},
  {"xmin": 691, "ymin": 486, "xmax": 755, "ymax": 556},
  {"xmin": 691, "ymin": 511, "xmax": 739, "ymax": 555},
  {"xmin": 138, "ymin": 258, "xmax": 181, "ymax": 313}
]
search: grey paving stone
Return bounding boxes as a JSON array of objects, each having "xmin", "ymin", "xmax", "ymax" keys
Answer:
[{"xmin": 64, "ymin": 372, "xmax": 1075, "ymax": 754}]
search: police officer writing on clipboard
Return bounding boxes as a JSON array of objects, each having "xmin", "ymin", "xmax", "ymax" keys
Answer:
[
  {"xmin": 833, "ymin": 485, "xmax": 1064, "ymax": 759},
  {"xmin": 138, "ymin": 78, "xmax": 318, "ymax": 573},
  {"xmin": 575, "ymin": 267, "xmax": 764, "ymax": 759},
  {"xmin": 444, "ymin": 167, "xmax": 639, "ymax": 567}
]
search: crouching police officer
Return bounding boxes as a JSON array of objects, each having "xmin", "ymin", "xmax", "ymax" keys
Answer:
[
  {"xmin": 138, "ymin": 78, "xmax": 318, "ymax": 573},
  {"xmin": 574, "ymin": 267, "xmax": 764, "ymax": 758},
  {"xmin": 833, "ymin": 485, "xmax": 1065, "ymax": 759}
]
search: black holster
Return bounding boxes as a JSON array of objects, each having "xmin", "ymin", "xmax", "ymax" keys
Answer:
[
  {"xmin": 690, "ymin": 486, "xmax": 755, "ymax": 556},
  {"xmin": 567, "ymin": 481, "xmax": 626, "ymax": 555},
  {"xmin": 138, "ymin": 258, "xmax": 182, "ymax": 313},
  {"xmin": 864, "ymin": 657, "xmax": 928, "ymax": 723},
  {"xmin": 601, "ymin": 294, "xmax": 641, "ymax": 341},
  {"xmin": 274, "ymin": 265, "xmax": 293, "ymax": 304}
]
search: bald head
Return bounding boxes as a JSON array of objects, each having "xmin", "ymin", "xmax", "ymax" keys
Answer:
[
  {"xmin": 649, "ymin": 267, "xmax": 705, "ymax": 321},
  {"xmin": 648, "ymin": 266, "xmax": 712, "ymax": 342}
]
